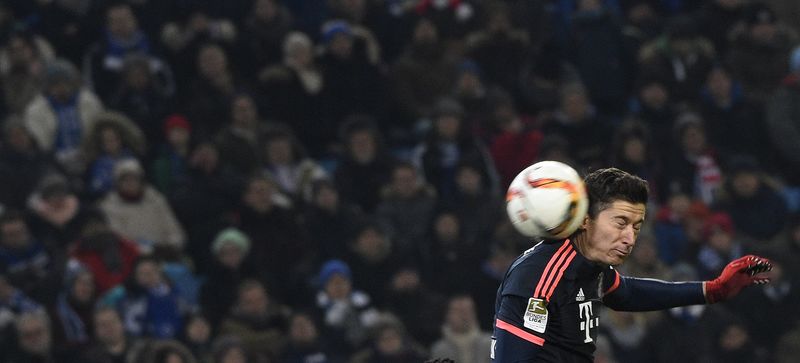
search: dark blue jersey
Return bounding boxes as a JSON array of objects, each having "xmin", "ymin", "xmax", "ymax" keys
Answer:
[{"xmin": 491, "ymin": 239, "xmax": 705, "ymax": 362}]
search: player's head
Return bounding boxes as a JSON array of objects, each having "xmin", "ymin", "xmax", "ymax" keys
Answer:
[{"xmin": 577, "ymin": 168, "xmax": 649, "ymax": 265}]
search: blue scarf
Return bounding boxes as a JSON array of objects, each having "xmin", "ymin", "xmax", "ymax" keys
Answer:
[
  {"xmin": 105, "ymin": 30, "xmax": 150, "ymax": 59},
  {"xmin": 55, "ymin": 294, "xmax": 88, "ymax": 343},
  {"xmin": 48, "ymin": 95, "xmax": 82, "ymax": 152}
]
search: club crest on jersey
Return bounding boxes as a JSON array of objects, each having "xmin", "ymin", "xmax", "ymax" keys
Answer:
[
  {"xmin": 524, "ymin": 298, "xmax": 548, "ymax": 333},
  {"xmin": 576, "ymin": 288, "xmax": 586, "ymax": 302}
]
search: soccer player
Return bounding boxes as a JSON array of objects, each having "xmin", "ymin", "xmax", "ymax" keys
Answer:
[{"xmin": 491, "ymin": 167, "xmax": 772, "ymax": 362}]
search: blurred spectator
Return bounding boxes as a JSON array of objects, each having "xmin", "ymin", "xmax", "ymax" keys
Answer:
[
  {"xmin": 344, "ymin": 222, "xmax": 400, "ymax": 307},
  {"xmin": 281, "ymin": 310, "xmax": 344, "ymax": 363},
  {"xmin": 638, "ymin": 264, "xmax": 735, "ymax": 362},
  {"xmin": 6, "ymin": 309, "xmax": 64, "ymax": 363},
  {"xmin": 696, "ymin": 212, "xmax": 745, "ymax": 279},
  {"xmin": 236, "ymin": 175, "xmax": 311, "ymax": 304},
  {"xmin": 180, "ymin": 313, "xmax": 214, "ymax": 363},
  {"xmin": 303, "ymin": 180, "xmax": 365, "ymax": 263},
  {"xmin": 412, "ymin": 97, "xmax": 497, "ymax": 202},
  {"xmin": 81, "ymin": 111, "xmax": 146, "ymax": 199},
  {"xmin": 183, "ymin": 43, "xmax": 242, "ymax": 142},
  {"xmin": 0, "ymin": 120, "xmax": 58, "ymax": 211},
  {"xmin": 0, "ymin": 31, "xmax": 51, "ymax": 117},
  {"xmin": 349, "ymin": 316, "xmax": 427, "ymax": 363},
  {"xmin": 566, "ymin": 0, "xmax": 632, "ymax": 116},
  {"xmin": 151, "ymin": 115, "xmax": 192, "ymax": 196},
  {"xmin": 258, "ymin": 32, "xmax": 325, "ymax": 155},
  {"xmin": 444, "ymin": 162, "xmax": 504, "ymax": 246},
  {"xmin": 729, "ymin": 250, "xmax": 800, "ymax": 360},
  {"xmin": 726, "ymin": 2, "xmax": 797, "ymax": 104},
  {"xmin": 314, "ymin": 259, "xmax": 380, "ymax": 356},
  {"xmin": 210, "ymin": 335, "xmax": 253, "ymax": 363},
  {"xmin": 318, "ymin": 20, "xmax": 384, "ymax": 134},
  {"xmin": 486, "ymin": 89, "xmax": 543, "ymax": 187},
  {"xmin": 100, "ymin": 159, "xmax": 185, "ymax": 253},
  {"xmin": 260, "ymin": 125, "xmax": 328, "ymax": 205},
  {"xmin": 219, "ymin": 279, "xmax": 289, "ymax": 362},
  {"xmin": 215, "ymin": 93, "xmax": 265, "ymax": 176},
  {"xmin": 383, "ymin": 267, "xmax": 445, "ymax": 347},
  {"xmin": 653, "ymin": 191, "xmax": 702, "ymax": 265},
  {"xmin": 452, "ymin": 60, "xmax": 490, "ymax": 127},
  {"xmin": 712, "ymin": 320, "xmax": 758, "ymax": 363},
  {"xmin": 464, "ymin": 2, "xmax": 530, "ymax": 97},
  {"xmin": 26, "ymin": 174, "xmax": 89, "ymax": 247},
  {"xmin": 69, "ymin": 209, "xmax": 140, "ymax": 295},
  {"xmin": 694, "ymin": 0, "xmax": 749, "ymax": 55},
  {"xmin": 199, "ymin": 227, "xmax": 256, "ymax": 329},
  {"xmin": 662, "ymin": 112, "xmax": 722, "ymax": 205},
  {"xmin": 628, "ymin": 76, "xmax": 677, "ymax": 158},
  {"xmin": 0, "ymin": 273, "xmax": 41, "ymax": 333},
  {"xmin": 47, "ymin": 261, "xmax": 95, "ymax": 350},
  {"xmin": 169, "ymin": 143, "xmax": 241, "ymax": 274},
  {"xmin": 131, "ymin": 339, "xmax": 197, "ymax": 363},
  {"xmin": 609, "ymin": 120, "xmax": 662, "ymax": 200},
  {"xmin": 698, "ymin": 65, "xmax": 770, "ymax": 167},
  {"xmin": 429, "ymin": 295, "xmax": 491, "ymax": 363},
  {"xmin": 34, "ymin": 0, "xmax": 93, "ymax": 66},
  {"xmin": 638, "ymin": 15, "xmax": 715, "ymax": 104},
  {"xmin": 161, "ymin": 9, "xmax": 237, "ymax": 72},
  {"xmin": 83, "ymin": 3, "xmax": 172, "ymax": 105},
  {"xmin": 101, "ymin": 256, "xmax": 183, "ymax": 339},
  {"xmin": 517, "ymin": 44, "xmax": 581, "ymax": 117},
  {"xmin": 79, "ymin": 306, "xmax": 143, "ymax": 363},
  {"xmin": 106, "ymin": 54, "xmax": 173, "ymax": 148},
  {"xmin": 714, "ymin": 155, "xmax": 788, "ymax": 242},
  {"xmin": 375, "ymin": 162, "xmax": 437, "ymax": 260},
  {"xmin": 541, "ymin": 83, "xmax": 610, "ymax": 171},
  {"xmin": 389, "ymin": 17, "xmax": 457, "ymax": 136},
  {"xmin": 236, "ymin": 0, "xmax": 294, "ymax": 76},
  {"xmin": 766, "ymin": 45, "xmax": 800, "ymax": 185},
  {"xmin": 24, "ymin": 58, "xmax": 103, "ymax": 174},
  {"xmin": 334, "ymin": 115, "xmax": 396, "ymax": 213},
  {"xmin": 0, "ymin": 211, "xmax": 60, "ymax": 303},
  {"xmin": 600, "ymin": 309, "xmax": 647, "ymax": 363},
  {"xmin": 422, "ymin": 211, "xmax": 482, "ymax": 296}
]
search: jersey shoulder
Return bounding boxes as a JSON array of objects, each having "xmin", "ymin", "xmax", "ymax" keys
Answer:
[{"xmin": 501, "ymin": 239, "xmax": 576, "ymax": 298}]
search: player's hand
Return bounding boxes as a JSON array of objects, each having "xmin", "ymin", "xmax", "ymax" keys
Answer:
[{"xmin": 705, "ymin": 255, "xmax": 772, "ymax": 304}]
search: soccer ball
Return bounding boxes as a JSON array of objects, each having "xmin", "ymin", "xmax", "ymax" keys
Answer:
[{"xmin": 506, "ymin": 161, "xmax": 589, "ymax": 239}]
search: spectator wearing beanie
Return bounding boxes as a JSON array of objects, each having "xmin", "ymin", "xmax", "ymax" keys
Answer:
[
  {"xmin": 151, "ymin": 114, "xmax": 192, "ymax": 196},
  {"xmin": 99, "ymin": 159, "xmax": 186, "ymax": 253},
  {"xmin": 199, "ymin": 227, "xmax": 256, "ymax": 328}
]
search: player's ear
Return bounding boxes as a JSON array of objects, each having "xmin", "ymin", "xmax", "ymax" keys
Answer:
[{"xmin": 579, "ymin": 214, "xmax": 591, "ymax": 230}]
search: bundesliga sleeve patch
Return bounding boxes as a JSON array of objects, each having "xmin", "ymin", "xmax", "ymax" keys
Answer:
[{"xmin": 523, "ymin": 298, "xmax": 548, "ymax": 333}]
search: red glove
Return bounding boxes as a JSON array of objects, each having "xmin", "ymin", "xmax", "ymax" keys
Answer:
[{"xmin": 705, "ymin": 255, "xmax": 772, "ymax": 304}]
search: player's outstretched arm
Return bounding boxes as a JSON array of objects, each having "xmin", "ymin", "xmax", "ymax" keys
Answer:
[{"xmin": 604, "ymin": 255, "xmax": 772, "ymax": 311}]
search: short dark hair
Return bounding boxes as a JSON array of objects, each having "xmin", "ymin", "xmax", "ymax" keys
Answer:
[{"xmin": 584, "ymin": 168, "xmax": 649, "ymax": 218}]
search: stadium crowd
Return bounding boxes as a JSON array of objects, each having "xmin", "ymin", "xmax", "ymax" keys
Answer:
[{"xmin": 0, "ymin": 0, "xmax": 799, "ymax": 362}]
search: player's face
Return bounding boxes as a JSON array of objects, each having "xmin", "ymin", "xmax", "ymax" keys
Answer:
[{"xmin": 581, "ymin": 201, "xmax": 646, "ymax": 266}]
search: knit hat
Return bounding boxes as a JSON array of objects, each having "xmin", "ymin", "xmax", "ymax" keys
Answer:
[
  {"xmin": 317, "ymin": 259, "xmax": 351, "ymax": 288},
  {"xmin": 211, "ymin": 228, "xmax": 251, "ymax": 255},
  {"xmin": 703, "ymin": 212, "xmax": 734, "ymax": 239},
  {"xmin": 113, "ymin": 159, "xmax": 144, "ymax": 180},
  {"xmin": 164, "ymin": 114, "xmax": 191, "ymax": 135},
  {"xmin": 44, "ymin": 58, "xmax": 80, "ymax": 87},
  {"xmin": 321, "ymin": 20, "xmax": 352, "ymax": 44}
]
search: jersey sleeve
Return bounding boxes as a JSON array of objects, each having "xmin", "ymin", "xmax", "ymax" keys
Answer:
[
  {"xmin": 493, "ymin": 294, "xmax": 546, "ymax": 361},
  {"xmin": 602, "ymin": 268, "xmax": 706, "ymax": 311}
]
